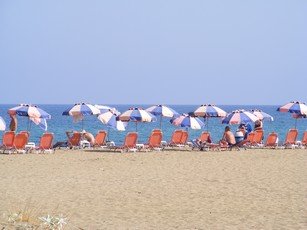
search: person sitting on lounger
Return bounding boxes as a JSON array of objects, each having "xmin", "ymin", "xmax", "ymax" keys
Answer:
[{"xmin": 220, "ymin": 126, "xmax": 236, "ymax": 147}]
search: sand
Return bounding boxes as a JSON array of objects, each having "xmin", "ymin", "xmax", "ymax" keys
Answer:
[{"xmin": 0, "ymin": 148, "xmax": 306, "ymax": 229}]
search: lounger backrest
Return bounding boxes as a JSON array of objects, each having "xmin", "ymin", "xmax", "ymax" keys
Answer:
[
  {"xmin": 246, "ymin": 132, "xmax": 255, "ymax": 142},
  {"xmin": 265, "ymin": 132, "xmax": 278, "ymax": 147},
  {"xmin": 200, "ymin": 131, "xmax": 210, "ymax": 143},
  {"xmin": 124, "ymin": 132, "xmax": 138, "ymax": 148},
  {"xmin": 20, "ymin": 131, "xmax": 30, "ymax": 139},
  {"xmin": 148, "ymin": 131, "xmax": 163, "ymax": 148},
  {"xmin": 284, "ymin": 129, "xmax": 298, "ymax": 144},
  {"xmin": 253, "ymin": 130, "xmax": 263, "ymax": 144},
  {"xmin": 302, "ymin": 131, "xmax": 307, "ymax": 145},
  {"xmin": 95, "ymin": 130, "xmax": 107, "ymax": 146},
  {"xmin": 39, "ymin": 133, "xmax": 54, "ymax": 150},
  {"xmin": 170, "ymin": 130, "xmax": 183, "ymax": 144},
  {"xmin": 180, "ymin": 131, "xmax": 189, "ymax": 144},
  {"xmin": 14, "ymin": 133, "xmax": 28, "ymax": 150},
  {"xmin": 69, "ymin": 132, "xmax": 81, "ymax": 146},
  {"xmin": 152, "ymin": 129, "xmax": 162, "ymax": 133},
  {"xmin": 2, "ymin": 131, "xmax": 15, "ymax": 147}
]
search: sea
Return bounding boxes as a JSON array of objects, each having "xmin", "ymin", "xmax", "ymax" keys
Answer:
[{"xmin": 1, "ymin": 105, "xmax": 306, "ymax": 145}]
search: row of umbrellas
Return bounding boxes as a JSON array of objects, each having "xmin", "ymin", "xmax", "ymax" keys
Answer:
[{"xmin": 0, "ymin": 101, "xmax": 306, "ymax": 132}]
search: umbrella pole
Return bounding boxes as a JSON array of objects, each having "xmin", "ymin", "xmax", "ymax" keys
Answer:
[
  {"xmin": 135, "ymin": 122, "xmax": 138, "ymax": 132},
  {"xmin": 160, "ymin": 116, "xmax": 162, "ymax": 130},
  {"xmin": 82, "ymin": 119, "xmax": 84, "ymax": 131},
  {"xmin": 107, "ymin": 127, "xmax": 110, "ymax": 141},
  {"xmin": 295, "ymin": 118, "xmax": 297, "ymax": 129},
  {"xmin": 27, "ymin": 118, "xmax": 30, "ymax": 131},
  {"xmin": 206, "ymin": 117, "xmax": 209, "ymax": 131}
]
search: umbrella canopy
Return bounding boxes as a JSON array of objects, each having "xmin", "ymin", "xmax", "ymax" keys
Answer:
[
  {"xmin": 146, "ymin": 104, "xmax": 179, "ymax": 129},
  {"xmin": 97, "ymin": 109, "xmax": 127, "ymax": 131},
  {"xmin": 222, "ymin": 110, "xmax": 259, "ymax": 125},
  {"xmin": 250, "ymin": 109, "xmax": 274, "ymax": 122},
  {"xmin": 94, "ymin": 104, "xmax": 120, "ymax": 116},
  {"xmin": 8, "ymin": 104, "xmax": 51, "ymax": 131},
  {"xmin": 277, "ymin": 101, "xmax": 307, "ymax": 116},
  {"xmin": 63, "ymin": 103, "xmax": 100, "ymax": 117},
  {"xmin": 194, "ymin": 104, "xmax": 227, "ymax": 117},
  {"xmin": 146, "ymin": 105, "xmax": 179, "ymax": 117},
  {"xmin": 8, "ymin": 104, "xmax": 51, "ymax": 119},
  {"xmin": 170, "ymin": 114, "xmax": 205, "ymax": 130},
  {"xmin": 277, "ymin": 101, "xmax": 307, "ymax": 128},
  {"xmin": 0, "ymin": 116, "xmax": 6, "ymax": 131},
  {"xmin": 63, "ymin": 103, "xmax": 100, "ymax": 130},
  {"xmin": 119, "ymin": 107, "xmax": 156, "ymax": 131}
]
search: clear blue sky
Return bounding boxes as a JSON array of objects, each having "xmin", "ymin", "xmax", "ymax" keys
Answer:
[{"xmin": 0, "ymin": 0, "xmax": 306, "ymax": 105}]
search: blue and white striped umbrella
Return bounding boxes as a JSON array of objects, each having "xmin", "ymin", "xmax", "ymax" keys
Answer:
[
  {"xmin": 277, "ymin": 101, "xmax": 307, "ymax": 116},
  {"xmin": 277, "ymin": 101, "xmax": 307, "ymax": 128},
  {"xmin": 146, "ymin": 104, "xmax": 179, "ymax": 129},
  {"xmin": 170, "ymin": 114, "xmax": 205, "ymax": 130},
  {"xmin": 119, "ymin": 107, "xmax": 156, "ymax": 131},
  {"xmin": 222, "ymin": 110, "xmax": 259, "ymax": 125},
  {"xmin": 63, "ymin": 102, "xmax": 100, "ymax": 117},
  {"xmin": 146, "ymin": 105, "xmax": 179, "ymax": 117},
  {"xmin": 98, "ymin": 109, "xmax": 127, "ymax": 131},
  {"xmin": 95, "ymin": 104, "xmax": 120, "ymax": 116},
  {"xmin": 9, "ymin": 104, "xmax": 51, "ymax": 119},
  {"xmin": 63, "ymin": 102, "xmax": 100, "ymax": 130},
  {"xmin": 194, "ymin": 104, "xmax": 227, "ymax": 117},
  {"xmin": 0, "ymin": 116, "xmax": 6, "ymax": 131},
  {"xmin": 8, "ymin": 104, "xmax": 51, "ymax": 131},
  {"xmin": 250, "ymin": 109, "xmax": 274, "ymax": 122}
]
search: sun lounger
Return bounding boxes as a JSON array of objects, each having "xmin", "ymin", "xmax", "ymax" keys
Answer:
[
  {"xmin": 283, "ymin": 129, "xmax": 298, "ymax": 149},
  {"xmin": 33, "ymin": 132, "xmax": 54, "ymax": 153},
  {"xmin": 93, "ymin": 130, "xmax": 107, "ymax": 148},
  {"xmin": 250, "ymin": 130, "xmax": 264, "ymax": 147},
  {"xmin": 264, "ymin": 132, "xmax": 278, "ymax": 148},
  {"xmin": 191, "ymin": 131, "xmax": 212, "ymax": 150},
  {"xmin": 113, "ymin": 132, "xmax": 138, "ymax": 152},
  {"xmin": 301, "ymin": 131, "xmax": 307, "ymax": 147},
  {"xmin": 4, "ymin": 133, "xmax": 29, "ymax": 154},
  {"xmin": 67, "ymin": 131, "xmax": 82, "ymax": 149},
  {"xmin": 144, "ymin": 130, "xmax": 163, "ymax": 151},
  {"xmin": 1, "ymin": 131, "xmax": 15, "ymax": 153}
]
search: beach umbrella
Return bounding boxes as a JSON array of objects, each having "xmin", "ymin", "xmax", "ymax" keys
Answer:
[
  {"xmin": 0, "ymin": 116, "xmax": 6, "ymax": 131},
  {"xmin": 62, "ymin": 102, "xmax": 100, "ymax": 130},
  {"xmin": 193, "ymin": 104, "xmax": 227, "ymax": 130},
  {"xmin": 98, "ymin": 109, "xmax": 127, "ymax": 131},
  {"xmin": 222, "ymin": 110, "xmax": 259, "ymax": 125},
  {"xmin": 277, "ymin": 101, "xmax": 307, "ymax": 128},
  {"xmin": 8, "ymin": 104, "xmax": 51, "ymax": 131},
  {"xmin": 95, "ymin": 104, "xmax": 120, "ymax": 115},
  {"xmin": 118, "ymin": 107, "xmax": 156, "ymax": 131},
  {"xmin": 250, "ymin": 109, "xmax": 274, "ymax": 122},
  {"xmin": 97, "ymin": 109, "xmax": 127, "ymax": 140},
  {"xmin": 146, "ymin": 105, "xmax": 179, "ymax": 129},
  {"xmin": 170, "ymin": 114, "xmax": 205, "ymax": 130}
]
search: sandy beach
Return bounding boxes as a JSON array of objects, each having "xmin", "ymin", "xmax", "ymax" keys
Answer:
[{"xmin": 0, "ymin": 148, "xmax": 306, "ymax": 229}]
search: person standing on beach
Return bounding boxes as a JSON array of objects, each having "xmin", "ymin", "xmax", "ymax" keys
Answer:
[{"xmin": 9, "ymin": 114, "xmax": 17, "ymax": 131}]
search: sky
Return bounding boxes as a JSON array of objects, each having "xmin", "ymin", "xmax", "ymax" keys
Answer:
[{"xmin": 0, "ymin": 0, "xmax": 306, "ymax": 105}]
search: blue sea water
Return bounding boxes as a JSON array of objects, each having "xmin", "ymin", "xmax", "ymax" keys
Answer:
[{"xmin": 0, "ymin": 104, "xmax": 306, "ymax": 146}]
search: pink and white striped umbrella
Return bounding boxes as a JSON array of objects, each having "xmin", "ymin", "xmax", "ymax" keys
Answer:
[{"xmin": 222, "ymin": 110, "xmax": 259, "ymax": 125}]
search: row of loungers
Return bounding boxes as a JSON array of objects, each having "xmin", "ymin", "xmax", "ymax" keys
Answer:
[{"xmin": 0, "ymin": 129, "xmax": 306, "ymax": 154}]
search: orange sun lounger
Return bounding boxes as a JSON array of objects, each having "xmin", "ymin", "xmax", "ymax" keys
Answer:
[
  {"xmin": 34, "ymin": 132, "xmax": 54, "ymax": 153},
  {"xmin": 93, "ymin": 130, "xmax": 107, "ymax": 148},
  {"xmin": 144, "ymin": 130, "xmax": 163, "ymax": 151},
  {"xmin": 283, "ymin": 129, "xmax": 298, "ymax": 148},
  {"xmin": 113, "ymin": 132, "xmax": 138, "ymax": 152},
  {"xmin": 264, "ymin": 132, "xmax": 278, "ymax": 148},
  {"xmin": 1, "ymin": 131, "xmax": 15, "ymax": 153}
]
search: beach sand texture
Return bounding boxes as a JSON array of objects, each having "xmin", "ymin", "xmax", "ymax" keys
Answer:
[{"xmin": 0, "ymin": 149, "xmax": 306, "ymax": 229}]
